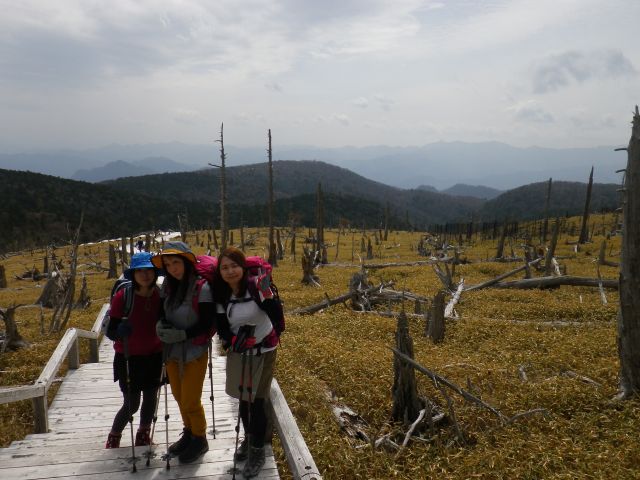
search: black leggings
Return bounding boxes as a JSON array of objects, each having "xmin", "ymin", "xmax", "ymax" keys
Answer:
[
  {"xmin": 112, "ymin": 387, "xmax": 159, "ymax": 434},
  {"xmin": 240, "ymin": 398, "xmax": 267, "ymax": 448}
]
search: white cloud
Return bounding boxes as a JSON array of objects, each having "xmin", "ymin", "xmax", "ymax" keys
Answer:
[
  {"xmin": 351, "ymin": 97, "xmax": 369, "ymax": 108},
  {"xmin": 508, "ymin": 100, "xmax": 554, "ymax": 124}
]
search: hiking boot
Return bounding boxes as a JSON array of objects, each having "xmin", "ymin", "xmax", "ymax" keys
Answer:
[
  {"xmin": 178, "ymin": 435, "xmax": 209, "ymax": 463},
  {"xmin": 168, "ymin": 428, "xmax": 192, "ymax": 456},
  {"xmin": 135, "ymin": 428, "xmax": 151, "ymax": 446},
  {"xmin": 105, "ymin": 433, "xmax": 121, "ymax": 449},
  {"xmin": 242, "ymin": 446, "xmax": 265, "ymax": 478},
  {"xmin": 234, "ymin": 437, "xmax": 249, "ymax": 462}
]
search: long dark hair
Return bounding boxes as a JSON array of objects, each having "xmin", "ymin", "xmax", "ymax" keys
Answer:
[
  {"xmin": 212, "ymin": 246, "xmax": 248, "ymax": 304},
  {"xmin": 163, "ymin": 256, "xmax": 196, "ymax": 308}
]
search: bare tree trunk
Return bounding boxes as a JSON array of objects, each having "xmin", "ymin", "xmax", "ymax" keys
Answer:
[
  {"xmin": 384, "ymin": 202, "xmax": 389, "ymax": 241},
  {"xmin": 276, "ymin": 229, "xmax": 284, "ymax": 260},
  {"xmin": 291, "ymin": 231, "xmax": 296, "ymax": 263},
  {"xmin": 120, "ymin": 235, "xmax": 128, "ymax": 274},
  {"xmin": 579, "ymin": 166, "xmax": 594, "ymax": 244},
  {"xmin": 107, "ymin": 244, "xmax": 117, "ymax": 279},
  {"xmin": 392, "ymin": 310, "xmax": 421, "ymax": 425},
  {"xmin": 301, "ymin": 246, "xmax": 320, "ymax": 286},
  {"xmin": 542, "ymin": 177, "xmax": 552, "ymax": 244},
  {"xmin": 544, "ymin": 217, "xmax": 560, "ymax": 277},
  {"xmin": 0, "ymin": 264, "xmax": 6, "ymax": 289},
  {"xmin": 496, "ymin": 223, "xmax": 506, "ymax": 259},
  {"xmin": 617, "ymin": 105, "xmax": 640, "ymax": 399},
  {"xmin": 316, "ymin": 183, "xmax": 327, "ymax": 264},
  {"xmin": 267, "ymin": 129, "xmax": 278, "ymax": 265},
  {"xmin": 212, "ymin": 227, "xmax": 219, "ymax": 252},
  {"xmin": 366, "ymin": 237, "xmax": 373, "ymax": 260},
  {"xmin": 427, "ymin": 290, "xmax": 445, "ymax": 343},
  {"xmin": 215, "ymin": 123, "xmax": 228, "ymax": 250},
  {"xmin": 240, "ymin": 221, "xmax": 245, "ymax": 251}
]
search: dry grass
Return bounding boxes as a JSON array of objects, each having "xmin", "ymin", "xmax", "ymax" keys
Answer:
[{"xmin": 2, "ymin": 218, "xmax": 639, "ymax": 479}]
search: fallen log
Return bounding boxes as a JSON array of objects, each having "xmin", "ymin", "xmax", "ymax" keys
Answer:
[
  {"xmin": 492, "ymin": 275, "xmax": 618, "ymax": 290},
  {"xmin": 465, "ymin": 258, "xmax": 542, "ymax": 292},
  {"xmin": 288, "ymin": 281, "xmax": 394, "ymax": 315}
]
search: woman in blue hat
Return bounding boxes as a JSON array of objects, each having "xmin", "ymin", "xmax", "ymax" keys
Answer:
[{"xmin": 105, "ymin": 251, "xmax": 163, "ymax": 449}]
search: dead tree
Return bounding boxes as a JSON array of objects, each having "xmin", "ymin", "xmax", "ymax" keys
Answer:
[
  {"xmin": 50, "ymin": 211, "xmax": 84, "ymax": 332},
  {"xmin": 384, "ymin": 202, "xmax": 390, "ymax": 241},
  {"xmin": 392, "ymin": 310, "xmax": 421, "ymax": 425},
  {"xmin": 74, "ymin": 274, "xmax": 91, "ymax": 309},
  {"xmin": 240, "ymin": 221, "xmax": 245, "ymax": 251},
  {"xmin": 107, "ymin": 244, "xmax": 117, "ymax": 279},
  {"xmin": 617, "ymin": 105, "xmax": 640, "ymax": 399},
  {"xmin": 427, "ymin": 290, "xmax": 445, "ymax": 343},
  {"xmin": 290, "ymin": 231, "xmax": 296, "ymax": 263},
  {"xmin": 542, "ymin": 177, "xmax": 552, "ymax": 244},
  {"xmin": 316, "ymin": 183, "xmax": 328, "ymax": 264},
  {"xmin": 0, "ymin": 305, "xmax": 30, "ymax": 352},
  {"xmin": 366, "ymin": 237, "xmax": 373, "ymax": 260},
  {"xmin": 209, "ymin": 123, "xmax": 228, "ymax": 250},
  {"xmin": 495, "ymin": 223, "xmax": 507, "ymax": 259},
  {"xmin": 544, "ymin": 217, "xmax": 560, "ymax": 277},
  {"xmin": 0, "ymin": 264, "xmax": 6, "ymax": 289},
  {"xmin": 120, "ymin": 236, "xmax": 128, "ymax": 274},
  {"xmin": 212, "ymin": 227, "xmax": 219, "ymax": 251},
  {"xmin": 266, "ymin": 130, "xmax": 278, "ymax": 266},
  {"xmin": 301, "ymin": 246, "xmax": 320, "ymax": 286},
  {"xmin": 276, "ymin": 229, "xmax": 284, "ymax": 261},
  {"xmin": 579, "ymin": 166, "xmax": 594, "ymax": 244},
  {"xmin": 37, "ymin": 270, "xmax": 66, "ymax": 307}
]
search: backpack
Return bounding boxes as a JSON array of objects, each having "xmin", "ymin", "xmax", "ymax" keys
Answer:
[
  {"xmin": 245, "ymin": 256, "xmax": 285, "ymax": 338},
  {"xmin": 101, "ymin": 277, "xmax": 134, "ymax": 334},
  {"xmin": 191, "ymin": 255, "xmax": 218, "ymax": 344}
]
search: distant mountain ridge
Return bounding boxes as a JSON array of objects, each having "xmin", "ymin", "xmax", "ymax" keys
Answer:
[
  {"xmin": 441, "ymin": 184, "xmax": 503, "ymax": 199},
  {"xmin": 1, "ymin": 141, "xmax": 625, "ymax": 189},
  {"xmin": 71, "ymin": 156, "xmax": 197, "ymax": 182}
]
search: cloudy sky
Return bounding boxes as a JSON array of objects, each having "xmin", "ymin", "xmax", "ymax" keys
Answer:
[{"xmin": 1, "ymin": 0, "xmax": 638, "ymax": 152}]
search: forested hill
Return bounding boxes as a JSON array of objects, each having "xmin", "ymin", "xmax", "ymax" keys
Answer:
[
  {"xmin": 477, "ymin": 180, "xmax": 620, "ymax": 221},
  {"xmin": 0, "ymin": 169, "xmax": 208, "ymax": 251},
  {"xmin": 104, "ymin": 160, "xmax": 483, "ymax": 227}
]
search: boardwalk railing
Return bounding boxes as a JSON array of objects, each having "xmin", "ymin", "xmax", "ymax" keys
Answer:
[
  {"xmin": 0, "ymin": 303, "xmax": 322, "ymax": 480},
  {"xmin": 0, "ymin": 303, "xmax": 109, "ymax": 433}
]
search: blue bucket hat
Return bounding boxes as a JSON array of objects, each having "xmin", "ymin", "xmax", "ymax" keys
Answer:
[{"xmin": 124, "ymin": 252, "xmax": 158, "ymax": 280}]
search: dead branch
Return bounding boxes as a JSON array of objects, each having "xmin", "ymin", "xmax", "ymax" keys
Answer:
[
  {"xmin": 288, "ymin": 282, "xmax": 394, "ymax": 315},
  {"xmin": 390, "ymin": 347, "xmax": 508, "ymax": 423},
  {"xmin": 464, "ymin": 258, "xmax": 542, "ymax": 292},
  {"xmin": 492, "ymin": 275, "xmax": 618, "ymax": 290}
]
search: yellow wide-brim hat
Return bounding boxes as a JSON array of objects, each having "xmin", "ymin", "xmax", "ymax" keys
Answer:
[{"xmin": 151, "ymin": 241, "xmax": 197, "ymax": 268}]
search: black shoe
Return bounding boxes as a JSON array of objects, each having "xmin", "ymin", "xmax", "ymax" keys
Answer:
[
  {"xmin": 168, "ymin": 428, "xmax": 192, "ymax": 456},
  {"xmin": 178, "ymin": 435, "xmax": 209, "ymax": 463},
  {"xmin": 242, "ymin": 446, "xmax": 265, "ymax": 478},
  {"xmin": 234, "ymin": 437, "xmax": 249, "ymax": 462}
]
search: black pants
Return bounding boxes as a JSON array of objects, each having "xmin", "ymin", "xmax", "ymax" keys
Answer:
[
  {"xmin": 240, "ymin": 398, "xmax": 267, "ymax": 448},
  {"xmin": 112, "ymin": 387, "xmax": 159, "ymax": 434}
]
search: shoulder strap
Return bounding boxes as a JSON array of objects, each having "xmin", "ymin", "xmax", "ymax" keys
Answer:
[{"xmin": 122, "ymin": 283, "xmax": 134, "ymax": 319}]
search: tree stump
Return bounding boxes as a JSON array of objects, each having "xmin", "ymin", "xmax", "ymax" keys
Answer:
[
  {"xmin": 366, "ymin": 238, "xmax": 373, "ymax": 260},
  {"xmin": 427, "ymin": 290, "xmax": 445, "ymax": 343},
  {"xmin": 392, "ymin": 310, "xmax": 421, "ymax": 425},
  {"xmin": 0, "ymin": 264, "xmax": 6, "ymax": 289},
  {"xmin": 74, "ymin": 274, "xmax": 91, "ymax": 309},
  {"xmin": 0, "ymin": 305, "xmax": 30, "ymax": 352},
  {"xmin": 36, "ymin": 273, "xmax": 66, "ymax": 308},
  {"xmin": 301, "ymin": 246, "xmax": 320, "ymax": 286}
]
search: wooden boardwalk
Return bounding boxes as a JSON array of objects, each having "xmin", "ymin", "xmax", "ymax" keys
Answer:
[{"xmin": 0, "ymin": 338, "xmax": 280, "ymax": 480}]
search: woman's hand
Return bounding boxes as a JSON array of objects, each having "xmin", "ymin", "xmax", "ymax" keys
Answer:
[
  {"xmin": 156, "ymin": 321, "xmax": 187, "ymax": 344},
  {"xmin": 231, "ymin": 335, "xmax": 256, "ymax": 353}
]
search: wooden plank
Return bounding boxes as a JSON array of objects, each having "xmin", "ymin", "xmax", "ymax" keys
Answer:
[
  {"xmin": 35, "ymin": 329, "xmax": 78, "ymax": 390},
  {"xmin": 269, "ymin": 379, "xmax": 322, "ymax": 480},
  {"xmin": 0, "ymin": 384, "xmax": 45, "ymax": 404}
]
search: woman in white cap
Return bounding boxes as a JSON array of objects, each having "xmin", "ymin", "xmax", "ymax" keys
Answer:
[
  {"xmin": 151, "ymin": 241, "xmax": 215, "ymax": 464},
  {"xmin": 105, "ymin": 252, "xmax": 163, "ymax": 449}
]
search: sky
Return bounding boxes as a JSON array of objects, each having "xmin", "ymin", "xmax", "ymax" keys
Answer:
[{"xmin": 0, "ymin": 0, "xmax": 638, "ymax": 152}]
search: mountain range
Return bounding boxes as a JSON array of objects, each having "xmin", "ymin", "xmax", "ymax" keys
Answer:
[{"xmin": 0, "ymin": 141, "xmax": 626, "ymax": 190}]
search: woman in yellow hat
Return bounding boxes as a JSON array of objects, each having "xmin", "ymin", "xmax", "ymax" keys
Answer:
[{"xmin": 151, "ymin": 241, "xmax": 215, "ymax": 464}]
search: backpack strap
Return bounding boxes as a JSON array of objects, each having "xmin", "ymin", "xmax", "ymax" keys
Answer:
[{"xmin": 122, "ymin": 283, "xmax": 134, "ymax": 320}]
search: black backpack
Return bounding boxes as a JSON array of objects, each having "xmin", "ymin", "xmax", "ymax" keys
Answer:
[{"xmin": 100, "ymin": 278, "xmax": 135, "ymax": 334}]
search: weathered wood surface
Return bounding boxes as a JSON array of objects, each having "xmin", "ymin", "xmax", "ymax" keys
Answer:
[{"xmin": 0, "ymin": 337, "xmax": 281, "ymax": 480}]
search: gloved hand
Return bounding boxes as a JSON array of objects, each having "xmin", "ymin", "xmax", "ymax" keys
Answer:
[
  {"xmin": 156, "ymin": 322, "xmax": 187, "ymax": 344},
  {"xmin": 256, "ymin": 272, "xmax": 273, "ymax": 301},
  {"xmin": 116, "ymin": 322, "xmax": 132, "ymax": 339},
  {"xmin": 231, "ymin": 335, "xmax": 257, "ymax": 353}
]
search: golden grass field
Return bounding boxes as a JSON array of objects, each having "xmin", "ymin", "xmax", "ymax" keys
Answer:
[{"xmin": 1, "ymin": 217, "xmax": 638, "ymax": 479}]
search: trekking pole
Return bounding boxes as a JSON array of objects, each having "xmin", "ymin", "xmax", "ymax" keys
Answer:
[
  {"xmin": 245, "ymin": 351, "xmax": 254, "ymax": 466},
  {"xmin": 123, "ymin": 334, "xmax": 137, "ymax": 473},
  {"xmin": 232, "ymin": 352, "xmax": 247, "ymax": 480},
  {"xmin": 161, "ymin": 349, "xmax": 171, "ymax": 470},
  {"xmin": 146, "ymin": 361, "xmax": 166, "ymax": 466},
  {"xmin": 208, "ymin": 339, "xmax": 216, "ymax": 439}
]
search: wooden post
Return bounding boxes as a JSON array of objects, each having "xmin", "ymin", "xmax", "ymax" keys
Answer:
[
  {"xmin": 617, "ymin": 105, "xmax": 640, "ymax": 399},
  {"xmin": 68, "ymin": 337, "xmax": 80, "ymax": 369},
  {"xmin": 32, "ymin": 394, "xmax": 49, "ymax": 433},
  {"xmin": 392, "ymin": 310, "xmax": 421, "ymax": 424},
  {"xmin": 579, "ymin": 166, "xmax": 594, "ymax": 244}
]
